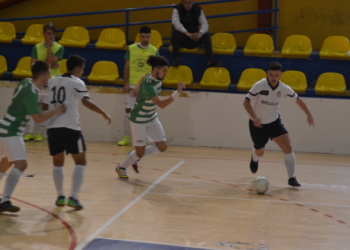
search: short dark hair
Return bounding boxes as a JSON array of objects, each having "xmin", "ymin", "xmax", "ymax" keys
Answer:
[
  {"xmin": 267, "ymin": 61, "xmax": 282, "ymax": 71},
  {"xmin": 66, "ymin": 55, "xmax": 86, "ymax": 71},
  {"xmin": 139, "ymin": 26, "xmax": 151, "ymax": 34},
  {"xmin": 43, "ymin": 22, "xmax": 56, "ymax": 33},
  {"xmin": 31, "ymin": 61, "xmax": 50, "ymax": 79},
  {"xmin": 147, "ymin": 55, "xmax": 169, "ymax": 70}
]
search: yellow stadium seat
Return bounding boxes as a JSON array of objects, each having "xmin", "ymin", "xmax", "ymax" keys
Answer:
[
  {"xmin": 211, "ymin": 33, "xmax": 236, "ymax": 55},
  {"xmin": 168, "ymin": 45, "xmax": 199, "ymax": 53},
  {"xmin": 200, "ymin": 67, "xmax": 230, "ymax": 89},
  {"xmin": 21, "ymin": 24, "xmax": 44, "ymax": 45},
  {"xmin": 58, "ymin": 26, "xmax": 89, "ymax": 48},
  {"xmin": 0, "ymin": 22, "xmax": 16, "ymax": 43},
  {"xmin": 60, "ymin": 59, "xmax": 67, "ymax": 74},
  {"xmin": 280, "ymin": 70, "xmax": 308, "ymax": 93},
  {"xmin": 96, "ymin": 28, "xmax": 126, "ymax": 49},
  {"xmin": 319, "ymin": 36, "xmax": 350, "ymax": 59},
  {"xmin": 134, "ymin": 29, "xmax": 163, "ymax": 50},
  {"xmin": 315, "ymin": 73, "xmax": 346, "ymax": 94},
  {"xmin": 0, "ymin": 55, "xmax": 8, "ymax": 77},
  {"xmin": 244, "ymin": 34, "xmax": 274, "ymax": 56},
  {"xmin": 12, "ymin": 57, "xmax": 32, "ymax": 79},
  {"xmin": 281, "ymin": 35, "xmax": 312, "ymax": 58},
  {"xmin": 237, "ymin": 68, "xmax": 266, "ymax": 91},
  {"xmin": 163, "ymin": 66, "xmax": 193, "ymax": 86},
  {"xmin": 88, "ymin": 61, "xmax": 119, "ymax": 84}
]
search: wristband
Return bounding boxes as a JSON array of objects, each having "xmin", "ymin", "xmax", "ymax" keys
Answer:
[{"xmin": 171, "ymin": 90, "xmax": 180, "ymax": 100}]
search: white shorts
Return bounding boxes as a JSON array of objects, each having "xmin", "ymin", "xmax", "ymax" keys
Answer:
[
  {"xmin": 124, "ymin": 86, "xmax": 137, "ymax": 109},
  {"xmin": 0, "ymin": 136, "xmax": 26, "ymax": 162},
  {"xmin": 130, "ymin": 118, "xmax": 166, "ymax": 146},
  {"xmin": 39, "ymin": 88, "xmax": 50, "ymax": 104}
]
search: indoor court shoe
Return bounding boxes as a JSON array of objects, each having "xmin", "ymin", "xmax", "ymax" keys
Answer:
[
  {"xmin": 117, "ymin": 136, "xmax": 130, "ymax": 146},
  {"xmin": 208, "ymin": 61, "xmax": 222, "ymax": 67},
  {"xmin": 250, "ymin": 156, "xmax": 259, "ymax": 173},
  {"xmin": 116, "ymin": 164, "xmax": 128, "ymax": 179},
  {"xmin": 0, "ymin": 201, "xmax": 20, "ymax": 213},
  {"xmin": 23, "ymin": 133, "xmax": 34, "ymax": 141},
  {"xmin": 67, "ymin": 197, "xmax": 83, "ymax": 210},
  {"xmin": 34, "ymin": 134, "xmax": 43, "ymax": 142},
  {"xmin": 55, "ymin": 196, "xmax": 66, "ymax": 207},
  {"xmin": 288, "ymin": 177, "xmax": 301, "ymax": 187}
]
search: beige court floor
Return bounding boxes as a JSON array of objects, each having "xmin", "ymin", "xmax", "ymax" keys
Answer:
[{"xmin": 0, "ymin": 141, "xmax": 349, "ymax": 250}]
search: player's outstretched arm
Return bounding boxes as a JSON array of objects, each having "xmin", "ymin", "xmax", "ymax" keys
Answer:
[
  {"xmin": 81, "ymin": 98, "xmax": 112, "ymax": 125},
  {"xmin": 151, "ymin": 82, "xmax": 186, "ymax": 109},
  {"xmin": 243, "ymin": 98, "xmax": 261, "ymax": 128},
  {"xmin": 295, "ymin": 98, "xmax": 314, "ymax": 126},
  {"xmin": 31, "ymin": 104, "xmax": 66, "ymax": 123}
]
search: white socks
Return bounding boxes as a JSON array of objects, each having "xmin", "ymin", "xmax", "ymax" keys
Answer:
[
  {"xmin": 119, "ymin": 145, "xmax": 161, "ymax": 169},
  {"xmin": 2, "ymin": 168, "xmax": 22, "ymax": 202},
  {"xmin": 26, "ymin": 117, "xmax": 35, "ymax": 134},
  {"xmin": 143, "ymin": 145, "xmax": 161, "ymax": 158},
  {"xmin": 284, "ymin": 152, "xmax": 296, "ymax": 178},
  {"xmin": 53, "ymin": 166, "xmax": 65, "ymax": 197},
  {"xmin": 123, "ymin": 113, "xmax": 130, "ymax": 136},
  {"xmin": 252, "ymin": 149, "xmax": 260, "ymax": 162},
  {"xmin": 71, "ymin": 165, "xmax": 85, "ymax": 199},
  {"xmin": 37, "ymin": 120, "xmax": 47, "ymax": 134}
]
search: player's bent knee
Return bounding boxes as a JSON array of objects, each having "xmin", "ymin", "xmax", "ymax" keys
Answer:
[{"xmin": 158, "ymin": 144, "xmax": 167, "ymax": 152}]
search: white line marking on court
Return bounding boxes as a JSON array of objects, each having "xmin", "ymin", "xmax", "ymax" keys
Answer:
[
  {"xmin": 75, "ymin": 161, "xmax": 185, "ymax": 250},
  {"xmin": 148, "ymin": 192, "xmax": 350, "ymax": 208},
  {"xmin": 165, "ymin": 178, "xmax": 350, "ymax": 191}
]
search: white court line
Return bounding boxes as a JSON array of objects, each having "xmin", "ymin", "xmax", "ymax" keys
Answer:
[
  {"xmin": 148, "ymin": 192, "xmax": 350, "ymax": 208},
  {"xmin": 75, "ymin": 161, "xmax": 185, "ymax": 250},
  {"xmin": 165, "ymin": 178, "xmax": 350, "ymax": 191}
]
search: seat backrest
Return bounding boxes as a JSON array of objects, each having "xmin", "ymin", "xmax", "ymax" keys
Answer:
[
  {"xmin": 134, "ymin": 30, "xmax": 163, "ymax": 49},
  {"xmin": 282, "ymin": 35, "xmax": 312, "ymax": 52},
  {"xmin": 90, "ymin": 61, "xmax": 119, "ymax": 77},
  {"xmin": 201, "ymin": 67, "xmax": 230, "ymax": 84},
  {"xmin": 238, "ymin": 68, "xmax": 266, "ymax": 86},
  {"xmin": 98, "ymin": 28, "xmax": 126, "ymax": 45},
  {"xmin": 316, "ymin": 72, "xmax": 346, "ymax": 91},
  {"xmin": 321, "ymin": 36, "xmax": 350, "ymax": 54},
  {"xmin": 60, "ymin": 59, "xmax": 67, "ymax": 74},
  {"xmin": 0, "ymin": 55, "xmax": 8, "ymax": 74},
  {"xmin": 0, "ymin": 22, "xmax": 16, "ymax": 42},
  {"xmin": 211, "ymin": 33, "xmax": 236, "ymax": 50},
  {"xmin": 280, "ymin": 70, "xmax": 307, "ymax": 89},
  {"xmin": 62, "ymin": 26, "xmax": 89, "ymax": 42},
  {"xmin": 22, "ymin": 24, "xmax": 44, "ymax": 43},
  {"xmin": 164, "ymin": 65, "xmax": 193, "ymax": 83},
  {"xmin": 245, "ymin": 34, "xmax": 274, "ymax": 51}
]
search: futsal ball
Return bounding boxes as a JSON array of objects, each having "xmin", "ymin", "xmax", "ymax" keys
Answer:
[{"xmin": 252, "ymin": 176, "xmax": 269, "ymax": 194}]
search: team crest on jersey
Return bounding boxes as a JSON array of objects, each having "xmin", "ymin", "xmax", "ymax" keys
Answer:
[
  {"xmin": 133, "ymin": 59, "xmax": 146, "ymax": 68},
  {"xmin": 277, "ymin": 91, "xmax": 281, "ymax": 97}
]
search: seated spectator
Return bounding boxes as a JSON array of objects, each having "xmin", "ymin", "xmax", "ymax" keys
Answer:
[{"xmin": 171, "ymin": 0, "xmax": 221, "ymax": 67}]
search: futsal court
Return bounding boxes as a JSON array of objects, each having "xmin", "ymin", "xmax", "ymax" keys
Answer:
[{"xmin": 0, "ymin": 141, "xmax": 349, "ymax": 250}]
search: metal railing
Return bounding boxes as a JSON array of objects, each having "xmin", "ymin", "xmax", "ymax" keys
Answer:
[{"xmin": 0, "ymin": 0, "xmax": 279, "ymax": 47}]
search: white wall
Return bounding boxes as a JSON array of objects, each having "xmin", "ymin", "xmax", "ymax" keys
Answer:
[{"xmin": 1, "ymin": 81, "xmax": 349, "ymax": 155}]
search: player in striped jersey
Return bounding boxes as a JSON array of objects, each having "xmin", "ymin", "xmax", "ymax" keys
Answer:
[
  {"xmin": 116, "ymin": 56, "xmax": 186, "ymax": 179},
  {"xmin": 243, "ymin": 62, "xmax": 314, "ymax": 187},
  {"xmin": 0, "ymin": 61, "xmax": 66, "ymax": 213}
]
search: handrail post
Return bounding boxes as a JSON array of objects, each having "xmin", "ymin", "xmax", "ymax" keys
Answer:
[
  {"xmin": 273, "ymin": 0, "xmax": 279, "ymax": 50},
  {"xmin": 126, "ymin": 10, "xmax": 129, "ymax": 44}
]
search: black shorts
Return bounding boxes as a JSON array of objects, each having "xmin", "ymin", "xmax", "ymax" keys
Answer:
[
  {"xmin": 249, "ymin": 117, "xmax": 288, "ymax": 150},
  {"xmin": 47, "ymin": 128, "xmax": 86, "ymax": 156}
]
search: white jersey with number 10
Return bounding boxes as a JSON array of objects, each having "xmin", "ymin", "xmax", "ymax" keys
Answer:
[{"xmin": 47, "ymin": 74, "xmax": 89, "ymax": 131}]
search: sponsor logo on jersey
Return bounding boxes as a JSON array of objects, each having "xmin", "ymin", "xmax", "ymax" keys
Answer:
[
  {"xmin": 261, "ymin": 100, "xmax": 278, "ymax": 106},
  {"xmin": 260, "ymin": 90, "xmax": 269, "ymax": 95}
]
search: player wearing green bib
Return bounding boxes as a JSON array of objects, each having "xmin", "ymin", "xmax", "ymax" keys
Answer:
[
  {"xmin": 116, "ymin": 56, "xmax": 186, "ymax": 179},
  {"xmin": 24, "ymin": 22, "xmax": 65, "ymax": 142},
  {"xmin": 118, "ymin": 26, "xmax": 160, "ymax": 146},
  {"xmin": 0, "ymin": 61, "xmax": 66, "ymax": 213}
]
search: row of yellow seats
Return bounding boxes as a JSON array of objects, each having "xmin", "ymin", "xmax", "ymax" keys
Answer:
[{"xmin": 237, "ymin": 68, "xmax": 346, "ymax": 94}]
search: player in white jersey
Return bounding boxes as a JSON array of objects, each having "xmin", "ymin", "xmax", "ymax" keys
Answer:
[
  {"xmin": 243, "ymin": 62, "xmax": 314, "ymax": 187},
  {"xmin": 47, "ymin": 55, "xmax": 111, "ymax": 210},
  {"xmin": 116, "ymin": 56, "xmax": 186, "ymax": 179}
]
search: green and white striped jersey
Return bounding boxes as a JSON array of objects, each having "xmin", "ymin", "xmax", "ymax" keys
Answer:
[
  {"xmin": 129, "ymin": 73, "xmax": 162, "ymax": 124},
  {"xmin": 0, "ymin": 78, "xmax": 40, "ymax": 137}
]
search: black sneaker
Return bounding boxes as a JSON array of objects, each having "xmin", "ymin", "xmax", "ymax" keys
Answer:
[
  {"xmin": 208, "ymin": 61, "xmax": 222, "ymax": 67},
  {"xmin": 0, "ymin": 201, "xmax": 20, "ymax": 213},
  {"xmin": 288, "ymin": 177, "xmax": 301, "ymax": 187},
  {"xmin": 250, "ymin": 156, "xmax": 259, "ymax": 173},
  {"xmin": 172, "ymin": 58, "xmax": 180, "ymax": 67},
  {"xmin": 67, "ymin": 197, "xmax": 83, "ymax": 210}
]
